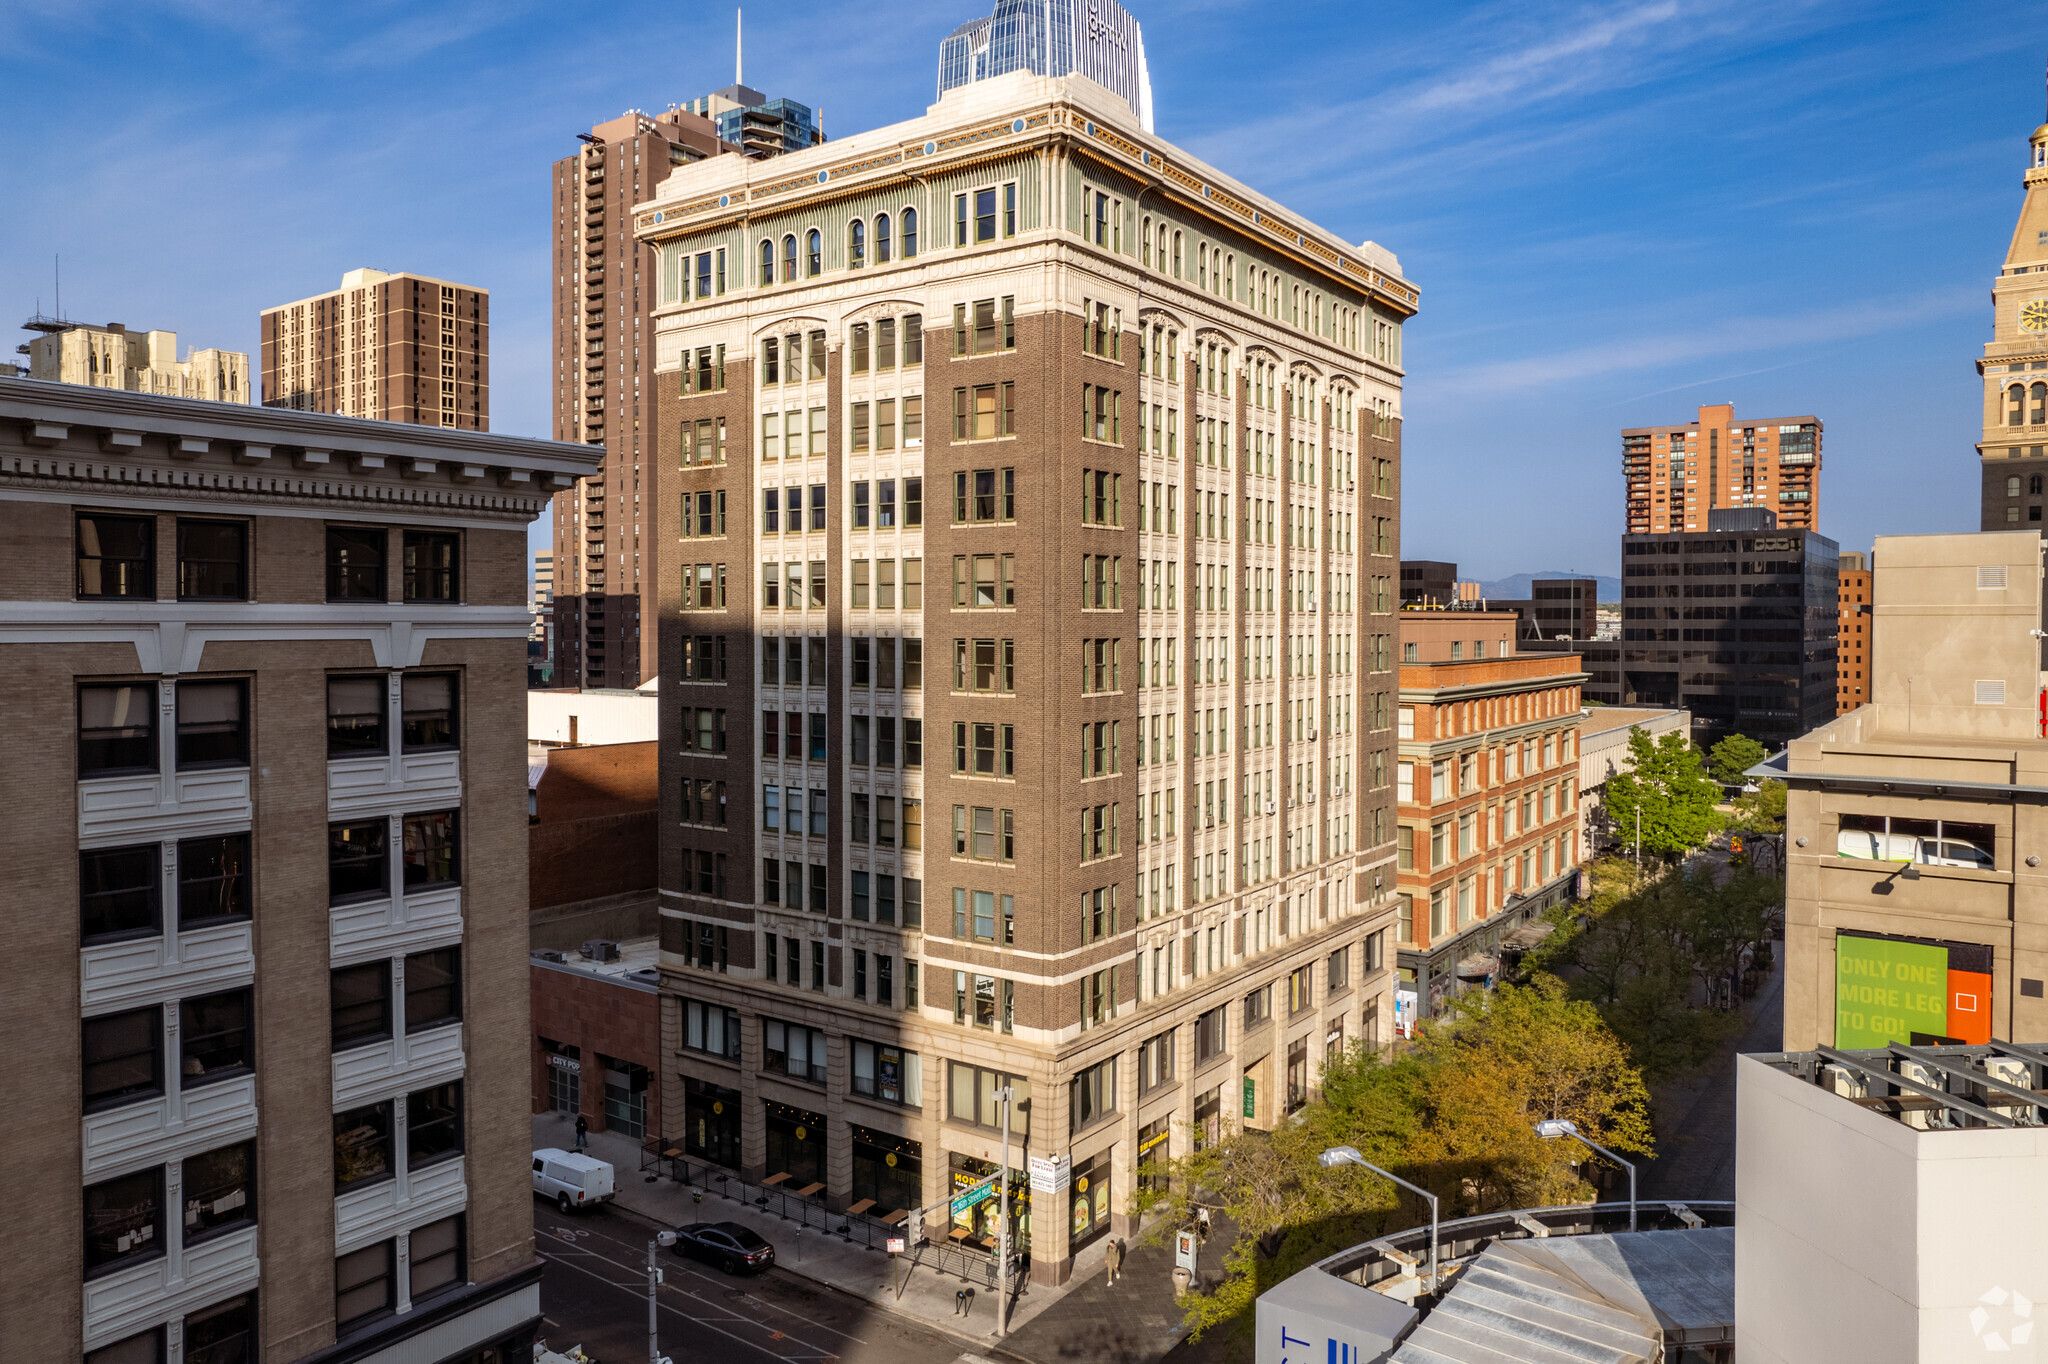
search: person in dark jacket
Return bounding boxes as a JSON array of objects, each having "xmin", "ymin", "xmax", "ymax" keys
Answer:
[{"xmin": 575, "ymin": 1114, "xmax": 589, "ymax": 1150}]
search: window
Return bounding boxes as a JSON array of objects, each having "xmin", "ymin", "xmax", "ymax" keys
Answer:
[
  {"xmin": 177, "ymin": 520, "xmax": 247, "ymax": 600},
  {"xmin": 81, "ymin": 843, "xmax": 159, "ymax": 942},
  {"xmin": 83, "ymin": 1006, "xmax": 162, "ymax": 1110},
  {"xmin": 402, "ymin": 810, "xmax": 459, "ymax": 888},
  {"xmin": 851, "ymin": 1040, "xmax": 922, "ymax": 1106},
  {"xmin": 1138, "ymin": 1031, "xmax": 1175, "ymax": 1096},
  {"xmin": 1244, "ymin": 983, "xmax": 1273, "ymax": 1030},
  {"xmin": 77, "ymin": 512, "xmax": 156, "ymax": 599},
  {"xmin": 402, "ymin": 673, "xmax": 458, "ymax": 750},
  {"xmin": 330, "ymin": 962, "xmax": 391, "ymax": 1050},
  {"xmin": 327, "ymin": 526, "xmax": 387, "ymax": 601},
  {"xmin": 903, "ymin": 208, "xmax": 919, "ymax": 257},
  {"xmin": 408, "ymin": 1082, "xmax": 463, "ymax": 1166},
  {"xmin": 408, "ymin": 1214, "xmax": 465, "ymax": 1304},
  {"xmin": 177, "ymin": 840, "xmax": 249, "ymax": 927},
  {"xmin": 1081, "ymin": 469, "xmax": 1121, "ymax": 525},
  {"xmin": 181, "ymin": 988, "xmax": 252, "ymax": 1087},
  {"xmin": 954, "ymin": 467, "xmax": 1017, "ymax": 521},
  {"xmin": 1070, "ymin": 1057, "xmax": 1117, "ymax": 1129},
  {"xmin": 181, "ymin": 1141, "xmax": 255, "ymax": 1244},
  {"xmin": 806, "ymin": 228, "xmax": 822, "ymax": 276},
  {"xmin": 1195, "ymin": 1005, "xmax": 1227, "ymax": 1063},
  {"xmin": 402, "ymin": 530, "xmax": 459, "ymax": 602},
  {"xmin": 328, "ymin": 676, "xmax": 386, "ymax": 755},
  {"xmin": 849, "ymin": 219, "xmax": 866, "ymax": 269},
  {"xmin": 176, "ymin": 679, "xmax": 247, "ymax": 769},
  {"xmin": 1327, "ymin": 945, "xmax": 1351, "ymax": 993},
  {"xmin": 946, "ymin": 1062, "xmax": 1031, "ymax": 1136},
  {"xmin": 876, "ymin": 212, "xmax": 892, "ymax": 263},
  {"xmin": 764, "ymin": 1019, "xmax": 828, "ymax": 1084},
  {"xmin": 335, "ymin": 1240, "xmax": 393, "ymax": 1328},
  {"xmin": 952, "ymin": 804, "xmax": 1016, "ymax": 862},
  {"xmin": 329, "ymin": 819, "xmax": 388, "ymax": 902},
  {"xmin": 85, "ymin": 1166, "xmax": 164, "ymax": 1276},
  {"xmin": 405, "ymin": 947, "xmax": 460, "ymax": 1031},
  {"xmin": 79, "ymin": 683, "xmax": 156, "ymax": 776}
]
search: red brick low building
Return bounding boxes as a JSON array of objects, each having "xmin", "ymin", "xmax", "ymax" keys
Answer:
[{"xmin": 531, "ymin": 938, "xmax": 662, "ymax": 1141}]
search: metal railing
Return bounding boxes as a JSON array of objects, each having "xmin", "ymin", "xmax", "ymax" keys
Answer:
[{"xmin": 651, "ymin": 1146, "xmax": 927, "ymax": 1256}]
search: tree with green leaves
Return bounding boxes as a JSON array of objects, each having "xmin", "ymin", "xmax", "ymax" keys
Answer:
[
  {"xmin": 1136, "ymin": 977, "xmax": 1651, "ymax": 1346},
  {"xmin": 1602, "ymin": 728, "xmax": 1723, "ymax": 861},
  {"xmin": 1708, "ymin": 733, "xmax": 1770, "ymax": 787},
  {"xmin": 1732, "ymin": 780, "xmax": 1786, "ymax": 835}
]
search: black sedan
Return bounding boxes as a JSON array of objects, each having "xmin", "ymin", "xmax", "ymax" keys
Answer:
[{"xmin": 670, "ymin": 1221, "xmax": 775, "ymax": 1274}]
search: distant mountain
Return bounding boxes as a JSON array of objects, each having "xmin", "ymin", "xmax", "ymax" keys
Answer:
[{"xmin": 1477, "ymin": 571, "xmax": 1622, "ymax": 603}]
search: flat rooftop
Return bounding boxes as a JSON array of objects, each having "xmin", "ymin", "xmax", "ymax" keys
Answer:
[
  {"xmin": 1753, "ymin": 1041, "xmax": 2048, "ymax": 1130},
  {"xmin": 531, "ymin": 936, "xmax": 660, "ymax": 993},
  {"xmin": 1580, "ymin": 707, "xmax": 1688, "ymax": 739}
]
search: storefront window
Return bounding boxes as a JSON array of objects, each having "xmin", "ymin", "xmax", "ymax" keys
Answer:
[
  {"xmin": 542, "ymin": 1039, "xmax": 580, "ymax": 1116},
  {"xmin": 601, "ymin": 1054, "xmax": 648, "ymax": 1140},
  {"xmin": 1069, "ymin": 1150, "xmax": 1112, "ymax": 1250},
  {"xmin": 948, "ymin": 1152, "xmax": 1028, "ymax": 1247},
  {"xmin": 850, "ymin": 1126, "xmax": 921, "ymax": 1215},
  {"xmin": 764, "ymin": 1100, "xmax": 826, "ymax": 1187},
  {"xmin": 1192, "ymin": 1086, "xmax": 1221, "ymax": 1151},
  {"xmin": 1137, "ymin": 1117, "xmax": 1169, "ymax": 1193},
  {"xmin": 684, "ymin": 1076, "xmax": 740, "ymax": 1170}
]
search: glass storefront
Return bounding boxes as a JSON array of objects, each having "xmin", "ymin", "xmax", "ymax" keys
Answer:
[
  {"xmin": 683, "ymin": 1076, "xmax": 740, "ymax": 1169},
  {"xmin": 764, "ymin": 1101, "xmax": 826, "ymax": 1187},
  {"xmin": 1136, "ymin": 1117, "xmax": 1169, "ymax": 1193},
  {"xmin": 1192, "ymin": 1087, "xmax": 1221, "ymax": 1151},
  {"xmin": 1069, "ymin": 1149, "xmax": 1112, "ymax": 1249},
  {"xmin": 850, "ymin": 1126, "xmax": 921, "ymax": 1215},
  {"xmin": 948, "ymin": 1152, "xmax": 1029, "ymax": 1247},
  {"xmin": 541, "ymin": 1038, "xmax": 579, "ymax": 1116},
  {"xmin": 601, "ymin": 1055, "xmax": 648, "ymax": 1139}
]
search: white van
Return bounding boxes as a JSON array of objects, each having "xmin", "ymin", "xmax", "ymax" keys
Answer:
[{"xmin": 533, "ymin": 1148, "xmax": 616, "ymax": 1213}]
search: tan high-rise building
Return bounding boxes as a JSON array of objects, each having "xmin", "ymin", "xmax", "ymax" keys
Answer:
[
  {"xmin": 548, "ymin": 108, "xmax": 735, "ymax": 690},
  {"xmin": 1623, "ymin": 402, "xmax": 1821, "ymax": 535},
  {"xmin": 27, "ymin": 321, "xmax": 249, "ymax": 403},
  {"xmin": 1776, "ymin": 531, "xmax": 2048, "ymax": 1052},
  {"xmin": 635, "ymin": 68, "xmax": 1414, "ymax": 1285},
  {"xmin": 1978, "ymin": 119, "xmax": 2048, "ymax": 526},
  {"xmin": 260, "ymin": 269, "xmax": 489, "ymax": 429},
  {"xmin": 0, "ymin": 376, "xmax": 595, "ymax": 1362}
]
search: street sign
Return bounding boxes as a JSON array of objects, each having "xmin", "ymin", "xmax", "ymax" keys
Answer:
[
  {"xmin": 887, "ymin": 1237, "xmax": 906, "ymax": 1253},
  {"xmin": 950, "ymin": 1181, "xmax": 996, "ymax": 1217}
]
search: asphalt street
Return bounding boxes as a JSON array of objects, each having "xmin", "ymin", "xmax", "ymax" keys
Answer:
[{"xmin": 533, "ymin": 1198, "xmax": 969, "ymax": 1364}]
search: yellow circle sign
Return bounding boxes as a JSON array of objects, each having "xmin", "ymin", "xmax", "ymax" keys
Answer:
[
  {"xmin": 795, "ymin": 1125, "xmax": 808, "ymax": 1141},
  {"xmin": 712, "ymin": 1101, "xmax": 723, "ymax": 1115},
  {"xmin": 1077, "ymin": 1176, "xmax": 1089, "ymax": 1193},
  {"xmin": 885, "ymin": 1152, "xmax": 898, "ymax": 1167}
]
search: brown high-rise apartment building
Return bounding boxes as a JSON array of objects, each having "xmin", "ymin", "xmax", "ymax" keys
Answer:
[
  {"xmin": 260, "ymin": 268, "xmax": 489, "ymax": 429},
  {"xmin": 1978, "ymin": 119, "xmax": 2048, "ymax": 527},
  {"xmin": 548, "ymin": 108, "xmax": 735, "ymax": 690},
  {"xmin": 0, "ymin": 376, "xmax": 595, "ymax": 1362},
  {"xmin": 1837, "ymin": 549, "xmax": 1871, "ymax": 714},
  {"xmin": 1623, "ymin": 402, "xmax": 1820, "ymax": 535},
  {"xmin": 634, "ymin": 68, "xmax": 1414, "ymax": 1285}
]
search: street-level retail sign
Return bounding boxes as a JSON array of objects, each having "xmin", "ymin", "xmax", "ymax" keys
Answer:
[{"xmin": 1028, "ymin": 1154, "xmax": 1070, "ymax": 1194}]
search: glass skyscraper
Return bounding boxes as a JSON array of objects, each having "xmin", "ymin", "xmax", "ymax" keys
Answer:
[{"xmin": 938, "ymin": 0, "xmax": 1153, "ymax": 132}]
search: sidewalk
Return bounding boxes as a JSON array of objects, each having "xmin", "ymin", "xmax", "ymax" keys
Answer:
[
  {"xmin": 531, "ymin": 1112, "xmax": 1124, "ymax": 1355},
  {"xmin": 1639, "ymin": 937, "xmax": 1784, "ymax": 1202}
]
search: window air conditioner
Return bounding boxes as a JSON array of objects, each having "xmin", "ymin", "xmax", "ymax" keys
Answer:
[{"xmin": 1266, "ymin": 801, "xmax": 1277, "ymax": 815}]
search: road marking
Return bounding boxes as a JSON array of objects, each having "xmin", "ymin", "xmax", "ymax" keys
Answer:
[
  {"xmin": 540, "ymin": 1249, "xmax": 803, "ymax": 1363},
  {"xmin": 538, "ymin": 1237, "xmax": 842, "ymax": 1359}
]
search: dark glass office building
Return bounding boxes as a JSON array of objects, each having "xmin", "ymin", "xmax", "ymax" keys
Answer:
[{"xmin": 1616, "ymin": 509, "xmax": 1838, "ymax": 745}]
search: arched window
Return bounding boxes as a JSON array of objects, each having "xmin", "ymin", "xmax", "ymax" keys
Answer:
[
  {"xmin": 782, "ymin": 234, "xmax": 798, "ymax": 282},
  {"xmin": 806, "ymin": 229, "xmax": 822, "ymax": 277},
  {"xmin": 876, "ymin": 213, "xmax": 892, "ymax": 264},
  {"xmin": 903, "ymin": 207, "xmax": 919, "ymax": 257},
  {"xmin": 2009, "ymin": 476, "xmax": 2022, "ymax": 498},
  {"xmin": 2034, "ymin": 475, "xmax": 2044, "ymax": 495},
  {"xmin": 2011, "ymin": 384, "xmax": 2027, "ymax": 426},
  {"xmin": 850, "ymin": 220, "xmax": 866, "ymax": 269},
  {"xmin": 1172, "ymin": 231, "xmax": 1183, "ymax": 278},
  {"xmin": 1225, "ymin": 253, "xmax": 1235, "ymax": 301},
  {"xmin": 1198, "ymin": 243, "xmax": 1208, "ymax": 288},
  {"xmin": 760, "ymin": 239, "xmax": 775, "ymax": 287},
  {"xmin": 1143, "ymin": 216, "xmax": 1153, "ymax": 264},
  {"xmin": 2032, "ymin": 382, "xmax": 2045, "ymax": 425}
]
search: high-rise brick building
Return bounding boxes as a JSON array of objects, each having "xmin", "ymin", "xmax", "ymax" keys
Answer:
[
  {"xmin": 1837, "ymin": 549, "xmax": 1872, "ymax": 714},
  {"xmin": 260, "ymin": 268, "xmax": 489, "ymax": 428},
  {"xmin": 1623, "ymin": 402, "xmax": 1820, "ymax": 536},
  {"xmin": 0, "ymin": 377, "xmax": 594, "ymax": 1362},
  {"xmin": 634, "ymin": 65, "xmax": 1414, "ymax": 1285}
]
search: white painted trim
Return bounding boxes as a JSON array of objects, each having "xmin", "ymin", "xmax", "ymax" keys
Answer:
[{"xmin": 0, "ymin": 601, "xmax": 529, "ymax": 674}]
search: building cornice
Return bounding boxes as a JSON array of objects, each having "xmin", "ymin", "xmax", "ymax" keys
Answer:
[{"xmin": 632, "ymin": 91, "xmax": 1417, "ymax": 318}]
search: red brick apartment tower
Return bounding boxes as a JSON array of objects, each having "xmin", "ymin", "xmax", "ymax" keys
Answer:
[
  {"xmin": 260, "ymin": 269, "xmax": 488, "ymax": 429},
  {"xmin": 632, "ymin": 73, "xmax": 1416, "ymax": 1285},
  {"xmin": 1623, "ymin": 402, "xmax": 1820, "ymax": 535},
  {"xmin": 1837, "ymin": 550, "xmax": 1872, "ymax": 714}
]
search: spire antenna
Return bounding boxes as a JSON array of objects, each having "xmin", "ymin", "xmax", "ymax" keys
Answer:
[{"xmin": 736, "ymin": 8, "xmax": 743, "ymax": 87}]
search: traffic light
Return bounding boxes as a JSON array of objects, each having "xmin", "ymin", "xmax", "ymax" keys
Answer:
[{"xmin": 1730, "ymin": 836, "xmax": 1744, "ymax": 855}]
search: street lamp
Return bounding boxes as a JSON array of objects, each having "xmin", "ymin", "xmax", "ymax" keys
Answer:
[
  {"xmin": 1535, "ymin": 1119, "xmax": 1636, "ymax": 1232},
  {"xmin": 647, "ymin": 1230, "xmax": 677, "ymax": 1364},
  {"xmin": 1318, "ymin": 1146, "xmax": 1439, "ymax": 1293}
]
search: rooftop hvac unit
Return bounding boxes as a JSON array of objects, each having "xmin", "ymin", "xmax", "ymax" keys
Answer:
[
  {"xmin": 580, "ymin": 938, "xmax": 621, "ymax": 963},
  {"xmin": 1983, "ymin": 1057, "xmax": 2041, "ymax": 1125},
  {"xmin": 1821, "ymin": 1063, "xmax": 1866, "ymax": 1101},
  {"xmin": 1898, "ymin": 1059, "xmax": 1945, "ymax": 1131}
]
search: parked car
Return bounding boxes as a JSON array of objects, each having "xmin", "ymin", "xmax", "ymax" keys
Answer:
[
  {"xmin": 1835, "ymin": 829, "xmax": 1994, "ymax": 870},
  {"xmin": 533, "ymin": 1148, "xmax": 616, "ymax": 1213},
  {"xmin": 671, "ymin": 1221, "xmax": 775, "ymax": 1274}
]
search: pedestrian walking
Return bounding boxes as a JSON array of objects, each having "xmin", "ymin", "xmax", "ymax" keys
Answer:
[
  {"xmin": 574, "ymin": 1113, "xmax": 589, "ymax": 1151},
  {"xmin": 1107, "ymin": 1237, "xmax": 1124, "ymax": 1284}
]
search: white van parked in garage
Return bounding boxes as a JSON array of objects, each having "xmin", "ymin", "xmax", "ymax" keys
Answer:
[{"xmin": 533, "ymin": 1148, "xmax": 616, "ymax": 1213}]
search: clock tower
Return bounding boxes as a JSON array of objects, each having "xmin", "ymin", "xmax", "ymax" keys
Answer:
[{"xmin": 1978, "ymin": 117, "xmax": 2048, "ymax": 528}]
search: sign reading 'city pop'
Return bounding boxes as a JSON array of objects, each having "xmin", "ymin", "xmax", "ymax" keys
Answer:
[{"xmin": 1835, "ymin": 929, "xmax": 1993, "ymax": 1047}]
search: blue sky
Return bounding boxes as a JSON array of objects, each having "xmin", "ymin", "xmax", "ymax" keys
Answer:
[{"xmin": 1, "ymin": 1, "xmax": 2037, "ymax": 579}]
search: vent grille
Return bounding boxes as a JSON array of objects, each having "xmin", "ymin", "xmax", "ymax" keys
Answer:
[
  {"xmin": 1979, "ymin": 565, "xmax": 2009, "ymax": 590},
  {"xmin": 1976, "ymin": 679, "xmax": 2007, "ymax": 705}
]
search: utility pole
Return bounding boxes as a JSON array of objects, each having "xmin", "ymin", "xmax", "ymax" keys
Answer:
[
  {"xmin": 996, "ymin": 1085, "xmax": 1014, "ymax": 1336},
  {"xmin": 648, "ymin": 1231, "xmax": 676, "ymax": 1364}
]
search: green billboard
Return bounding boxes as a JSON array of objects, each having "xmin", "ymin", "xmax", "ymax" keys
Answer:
[{"xmin": 1834, "ymin": 933, "xmax": 1950, "ymax": 1048}]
